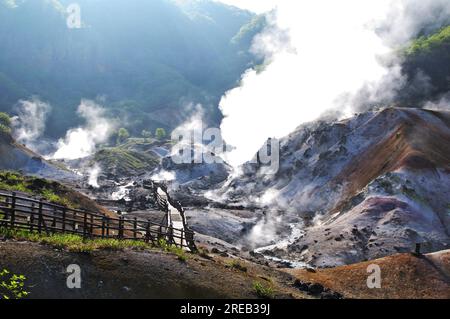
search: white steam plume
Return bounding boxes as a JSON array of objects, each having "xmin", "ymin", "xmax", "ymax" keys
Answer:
[
  {"xmin": 12, "ymin": 98, "xmax": 51, "ymax": 151},
  {"xmin": 51, "ymin": 100, "xmax": 116, "ymax": 160},
  {"xmin": 87, "ymin": 164, "xmax": 101, "ymax": 188},
  {"xmin": 218, "ymin": 0, "xmax": 450, "ymax": 167}
]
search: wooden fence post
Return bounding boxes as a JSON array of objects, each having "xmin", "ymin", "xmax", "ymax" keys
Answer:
[
  {"xmin": 52, "ymin": 207, "xmax": 57, "ymax": 232},
  {"xmin": 118, "ymin": 216, "xmax": 124, "ymax": 239},
  {"xmin": 133, "ymin": 217, "xmax": 137, "ymax": 239},
  {"xmin": 10, "ymin": 192, "xmax": 16, "ymax": 229},
  {"xmin": 62, "ymin": 208, "xmax": 66, "ymax": 232},
  {"xmin": 145, "ymin": 220, "xmax": 151, "ymax": 243},
  {"xmin": 30, "ymin": 203, "xmax": 35, "ymax": 232},
  {"xmin": 90, "ymin": 214, "xmax": 94, "ymax": 237},
  {"xmin": 38, "ymin": 199, "xmax": 43, "ymax": 234},
  {"xmin": 73, "ymin": 212, "xmax": 77, "ymax": 232},
  {"xmin": 83, "ymin": 212, "xmax": 88, "ymax": 238},
  {"xmin": 106, "ymin": 217, "xmax": 110, "ymax": 237},
  {"xmin": 4, "ymin": 196, "xmax": 10, "ymax": 225},
  {"xmin": 101, "ymin": 217, "xmax": 106, "ymax": 238}
]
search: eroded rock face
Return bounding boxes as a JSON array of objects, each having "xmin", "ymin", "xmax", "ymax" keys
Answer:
[{"xmin": 221, "ymin": 108, "xmax": 450, "ymax": 267}]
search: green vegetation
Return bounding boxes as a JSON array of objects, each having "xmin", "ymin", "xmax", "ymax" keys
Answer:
[
  {"xmin": 232, "ymin": 15, "xmax": 267, "ymax": 46},
  {"xmin": 253, "ymin": 281, "xmax": 274, "ymax": 299},
  {"xmin": 0, "ymin": 269, "xmax": 29, "ymax": 299},
  {"xmin": 93, "ymin": 147, "xmax": 159, "ymax": 175},
  {"xmin": 400, "ymin": 24, "xmax": 450, "ymax": 103},
  {"xmin": 0, "ymin": 112, "xmax": 11, "ymax": 135},
  {"xmin": 0, "ymin": 228, "xmax": 193, "ymax": 263},
  {"xmin": 0, "ymin": 0, "xmax": 257, "ymax": 138},
  {"xmin": 157, "ymin": 239, "xmax": 188, "ymax": 262},
  {"xmin": 0, "ymin": 171, "xmax": 77, "ymax": 208},
  {"xmin": 406, "ymin": 25, "xmax": 450, "ymax": 56},
  {"xmin": 117, "ymin": 128, "xmax": 130, "ymax": 145},
  {"xmin": 0, "ymin": 227, "xmax": 152, "ymax": 253},
  {"xmin": 155, "ymin": 128, "xmax": 167, "ymax": 141}
]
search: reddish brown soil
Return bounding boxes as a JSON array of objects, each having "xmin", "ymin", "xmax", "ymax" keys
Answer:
[
  {"xmin": 333, "ymin": 108, "xmax": 450, "ymax": 212},
  {"xmin": 286, "ymin": 250, "xmax": 450, "ymax": 299}
]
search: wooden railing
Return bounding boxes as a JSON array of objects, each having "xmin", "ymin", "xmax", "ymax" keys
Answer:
[{"xmin": 0, "ymin": 191, "xmax": 196, "ymax": 250}]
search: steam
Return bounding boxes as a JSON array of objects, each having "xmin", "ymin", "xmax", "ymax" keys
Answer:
[
  {"xmin": 51, "ymin": 100, "xmax": 116, "ymax": 160},
  {"xmin": 423, "ymin": 93, "xmax": 450, "ymax": 111},
  {"xmin": 87, "ymin": 164, "xmax": 101, "ymax": 188},
  {"xmin": 151, "ymin": 170, "xmax": 176, "ymax": 182},
  {"xmin": 170, "ymin": 104, "xmax": 206, "ymax": 160},
  {"xmin": 12, "ymin": 98, "xmax": 51, "ymax": 152},
  {"xmin": 218, "ymin": 0, "xmax": 450, "ymax": 167}
]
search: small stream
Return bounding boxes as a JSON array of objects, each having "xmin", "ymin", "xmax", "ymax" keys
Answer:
[{"xmin": 254, "ymin": 223, "xmax": 309, "ymax": 269}]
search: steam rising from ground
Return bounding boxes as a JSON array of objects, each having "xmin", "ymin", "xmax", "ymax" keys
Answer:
[
  {"xmin": 87, "ymin": 164, "xmax": 101, "ymax": 188},
  {"xmin": 12, "ymin": 98, "xmax": 51, "ymax": 152},
  {"xmin": 51, "ymin": 100, "xmax": 116, "ymax": 160},
  {"xmin": 218, "ymin": 0, "xmax": 450, "ymax": 167}
]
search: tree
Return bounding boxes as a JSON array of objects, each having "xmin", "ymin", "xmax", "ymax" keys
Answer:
[
  {"xmin": 141, "ymin": 129, "xmax": 152, "ymax": 141},
  {"xmin": 0, "ymin": 112, "xmax": 11, "ymax": 135},
  {"xmin": 117, "ymin": 128, "xmax": 130, "ymax": 145},
  {"xmin": 155, "ymin": 128, "xmax": 167, "ymax": 141}
]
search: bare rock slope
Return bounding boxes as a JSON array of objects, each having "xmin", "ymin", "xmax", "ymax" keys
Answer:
[{"xmin": 224, "ymin": 108, "xmax": 450, "ymax": 267}]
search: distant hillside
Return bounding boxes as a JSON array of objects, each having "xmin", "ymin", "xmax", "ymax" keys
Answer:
[
  {"xmin": 0, "ymin": 0, "xmax": 261, "ymax": 137},
  {"xmin": 400, "ymin": 25, "xmax": 450, "ymax": 104}
]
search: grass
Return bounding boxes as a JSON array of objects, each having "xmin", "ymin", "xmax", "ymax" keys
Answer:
[
  {"xmin": 0, "ymin": 171, "xmax": 78, "ymax": 209},
  {"xmin": 157, "ymin": 238, "xmax": 188, "ymax": 262},
  {"xmin": 253, "ymin": 281, "xmax": 274, "ymax": 299},
  {"xmin": 0, "ymin": 227, "xmax": 192, "ymax": 262},
  {"xmin": 227, "ymin": 260, "xmax": 248, "ymax": 272},
  {"xmin": 0, "ymin": 227, "xmax": 152, "ymax": 253}
]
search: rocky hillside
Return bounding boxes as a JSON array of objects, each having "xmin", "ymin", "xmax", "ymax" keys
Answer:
[
  {"xmin": 0, "ymin": 131, "xmax": 77, "ymax": 180},
  {"xmin": 222, "ymin": 107, "xmax": 450, "ymax": 267}
]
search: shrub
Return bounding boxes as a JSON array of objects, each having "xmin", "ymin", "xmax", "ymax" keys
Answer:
[
  {"xmin": 228, "ymin": 260, "xmax": 248, "ymax": 272},
  {"xmin": 0, "ymin": 269, "xmax": 29, "ymax": 299},
  {"xmin": 0, "ymin": 112, "xmax": 11, "ymax": 127},
  {"xmin": 117, "ymin": 128, "xmax": 130, "ymax": 145},
  {"xmin": 155, "ymin": 128, "xmax": 166, "ymax": 140},
  {"xmin": 253, "ymin": 281, "xmax": 274, "ymax": 299}
]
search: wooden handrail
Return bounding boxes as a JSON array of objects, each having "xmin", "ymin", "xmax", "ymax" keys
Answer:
[{"xmin": 0, "ymin": 189, "xmax": 195, "ymax": 249}]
